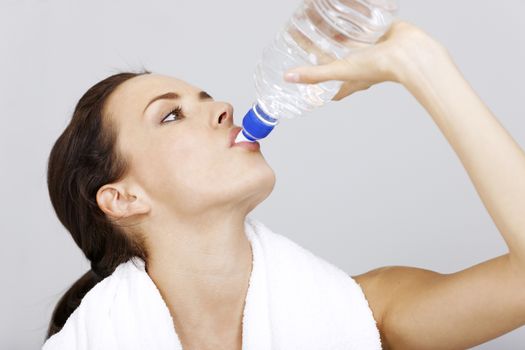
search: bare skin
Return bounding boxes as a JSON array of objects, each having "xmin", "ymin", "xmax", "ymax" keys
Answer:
[
  {"xmin": 96, "ymin": 74, "xmax": 276, "ymax": 349},
  {"xmin": 93, "ymin": 19, "xmax": 525, "ymax": 349},
  {"xmin": 286, "ymin": 21, "xmax": 525, "ymax": 349}
]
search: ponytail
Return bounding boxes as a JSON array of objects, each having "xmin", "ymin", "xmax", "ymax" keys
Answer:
[
  {"xmin": 45, "ymin": 71, "xmax": 150, "ymax": 340},
  {"xmin": 47, "ymin": 270, "xmax": 102, "ymax": 338}
]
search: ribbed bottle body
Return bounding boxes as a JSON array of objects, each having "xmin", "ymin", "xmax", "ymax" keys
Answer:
[{"xmin": 238, "ymin": 0, "xmax": 399, "ymax": 143}]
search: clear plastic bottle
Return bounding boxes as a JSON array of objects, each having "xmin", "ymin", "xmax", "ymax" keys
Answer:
[{"xmin": 235, "ymin": 0, "xmax": 399, "ymax": 144}]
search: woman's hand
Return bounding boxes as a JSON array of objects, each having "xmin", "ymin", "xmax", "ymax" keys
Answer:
[
  {"xmin": 283, "ymin": 20, "xmax": 449, "ymax": 101},
  {"xmin": 283, "ymin": 18, "xmax": 525, "ymax": 350}
]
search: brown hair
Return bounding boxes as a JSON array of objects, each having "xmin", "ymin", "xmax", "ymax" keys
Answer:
[{"xmin": 45, "ymin": 70, "xmax": 151, "ymax": 339}]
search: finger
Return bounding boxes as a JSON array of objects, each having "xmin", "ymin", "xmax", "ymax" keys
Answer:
[
  {"xmin": 332, "ymin": 82, "xmax": 353, "ymax": 101},
  {"xmin": 332, "ymin": 81, "xmax": 373, "ymax": 101},
  {"xmin": 283, "ymin": 45, "xmax": 382, "ymax": 85},
  {"xmin": 283, "ymin": 59, "xmax": 352, "ymax": 85}
]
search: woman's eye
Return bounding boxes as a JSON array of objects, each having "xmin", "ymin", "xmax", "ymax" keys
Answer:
[{"xmin": 161, "ymin": 106, "xmax": 185, "ymax": 124}]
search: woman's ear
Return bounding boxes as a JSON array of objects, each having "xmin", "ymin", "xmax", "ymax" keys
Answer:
[{"xmin": 96, "ymin": 183, "xmax": 150, "ymax": 220}]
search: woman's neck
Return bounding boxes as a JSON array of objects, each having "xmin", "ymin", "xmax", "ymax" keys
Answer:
[{"xmin": 145, "ymin": 211, "xmax": 253, "ymax": 347}]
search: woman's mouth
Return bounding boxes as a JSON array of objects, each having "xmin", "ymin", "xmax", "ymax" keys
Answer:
[{"xmin": 229, "ymin": 127, "xmax": 260, "ymax": 151}]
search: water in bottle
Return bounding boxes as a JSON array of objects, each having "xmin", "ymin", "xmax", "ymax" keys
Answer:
[{"xmin": 235, "ymin": 0, "xmax": 399, "ymax": 144}]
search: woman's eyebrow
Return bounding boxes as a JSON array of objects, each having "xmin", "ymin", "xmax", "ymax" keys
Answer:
[{"xmin": 143, "ymin": 90, "xmax": 213, "ymax": 114}]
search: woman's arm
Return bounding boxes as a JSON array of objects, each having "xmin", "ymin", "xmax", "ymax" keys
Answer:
[
  {"xmin": 285, "ymin": 21, "xmax": 525, "ymax": 349},
  {"xmin": 399, "ymin": 37, "xmax": 525, "ymax": 273},
  {"xmin": 286, "ymin": 20, "xmax": 525, "ymax": 276}
]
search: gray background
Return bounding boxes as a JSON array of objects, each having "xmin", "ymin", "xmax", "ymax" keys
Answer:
[{"xmin": 1, "ymin": 0, "xmax": 524, "ymax": 348}]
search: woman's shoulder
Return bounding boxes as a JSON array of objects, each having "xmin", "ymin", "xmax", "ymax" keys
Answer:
[
  {"xmin": 246, "ymin": 217, "xmax": 383, "ymax": 348},
  {"xmin": 247, "ymin": 217, "xmax": 375, "ymax": 306},
  {"xmin": 248, "ymin": 217, "xmax": 356, "ymax": 280}
]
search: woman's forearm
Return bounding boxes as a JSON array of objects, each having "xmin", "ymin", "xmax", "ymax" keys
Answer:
[
  {"xmin": 400, "ymin": 48, "xmax": 525, "ymax": 272},
  {"xmin": 283, "ymin": 22, "xmax": 525, "ymax": 272}
]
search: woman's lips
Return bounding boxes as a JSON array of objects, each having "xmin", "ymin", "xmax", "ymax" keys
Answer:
[
  {"xmin": 229, "ymin": 127, "xmax": 243, "ymax": 147},
  {"xmin": 228, "ymin": 127, "xmax": 260, "ymax": 151}
]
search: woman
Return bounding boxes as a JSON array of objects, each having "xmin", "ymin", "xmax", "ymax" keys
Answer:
[{"xmin": 44, "ymin": 21, "xmax": 525, "ymax": 349}]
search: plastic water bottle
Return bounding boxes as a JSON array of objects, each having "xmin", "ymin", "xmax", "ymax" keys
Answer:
[{"xmin": 235, "ymin": 0, "xmax": 399, "ymax": 144}]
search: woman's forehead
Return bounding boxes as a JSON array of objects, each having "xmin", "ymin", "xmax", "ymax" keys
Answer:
[
  {"xmin": 105, "ymin": 74, "xmax": 197, "ymax": 116},
  {"xmin": 119, "ymin": 73, "xmax": 196, "ymax": 97}
]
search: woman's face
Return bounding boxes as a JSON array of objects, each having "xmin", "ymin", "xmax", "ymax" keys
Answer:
[{"xmin": 103, "ymin": 73, "xmax": 276, "ymax": 218}]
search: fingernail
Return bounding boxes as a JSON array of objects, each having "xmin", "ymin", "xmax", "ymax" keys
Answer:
[{"xmin": 284, "ymin": 72, "xmax": 300, "ymax": 82}]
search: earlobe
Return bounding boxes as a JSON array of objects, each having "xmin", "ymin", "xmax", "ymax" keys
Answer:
[{"xmin": 96, "ymin": 184, "xmax": 150, "ymax": 219}]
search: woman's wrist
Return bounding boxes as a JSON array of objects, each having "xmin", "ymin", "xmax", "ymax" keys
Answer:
[
  {"xmin": 387, "ymin": 32, "xmax": 482, "ymax": 142},
  {"xmin": 387, "ymin": 28, "xmax": 453, "ymax": 91}
]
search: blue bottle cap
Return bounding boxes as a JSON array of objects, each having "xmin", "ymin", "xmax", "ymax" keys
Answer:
[{"xmin": 241, "ymin": 103, "xmax": 279, "ymax": 141}]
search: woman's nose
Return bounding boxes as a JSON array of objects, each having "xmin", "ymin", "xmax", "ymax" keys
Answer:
[{"xmin": 213, "ymin": 103, "xmax": 234, "ymax": 126}]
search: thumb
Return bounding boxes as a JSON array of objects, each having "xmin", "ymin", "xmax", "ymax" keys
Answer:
[{"xmin": 283, "ymin": 59, "xmax": 350, "ymax": 85}]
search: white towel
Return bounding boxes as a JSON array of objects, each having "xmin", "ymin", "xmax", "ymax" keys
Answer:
[{"xmin": 43, "ymin": 216, "xmax": 382, "ymax": 349}]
